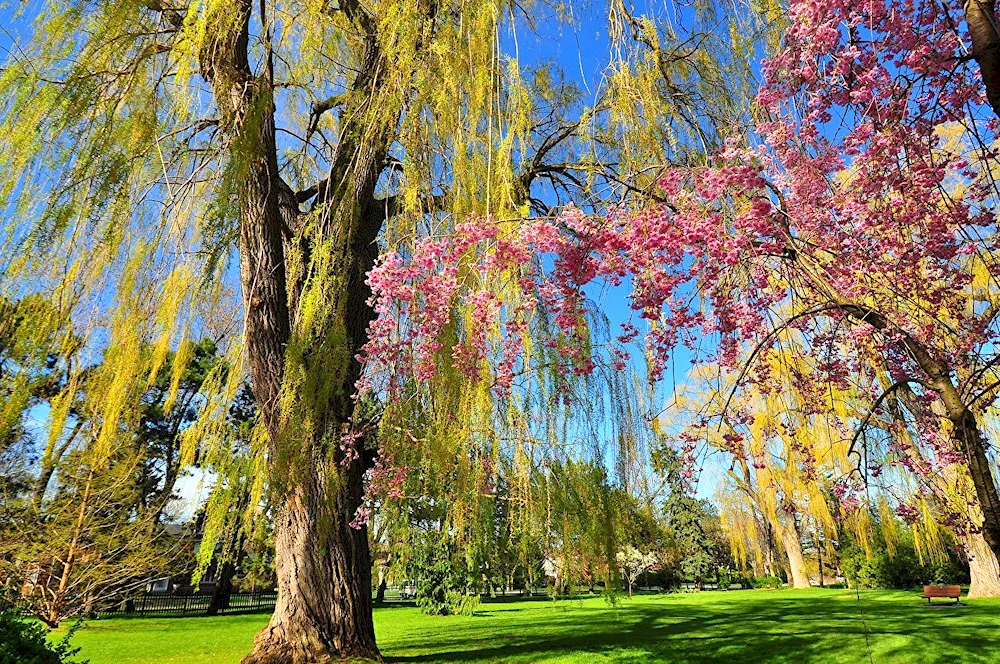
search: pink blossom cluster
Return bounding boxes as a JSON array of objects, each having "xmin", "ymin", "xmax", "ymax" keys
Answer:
[
  {"xmin": 832, "ymin": 479, "xmax": 865, "ymax": 514},
  {"xmin": 350, "ymin": 450, "xmax": 408, "ymax": 529},
  {"xmin": 361, "ymin": 213, "xmax": 602, "ymax": 399},
  {"xmin": 359, "ymin": 0, "xmax": 999, "ymax": 520},
  {"xmin": 895, "ymin": 503, "xmax": 920, "ymax": 525}
]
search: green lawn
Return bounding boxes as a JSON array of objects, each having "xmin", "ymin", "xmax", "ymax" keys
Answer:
[{"xmin": 52, "ymin": 588, "xmax": 1000, "ymax": 663}]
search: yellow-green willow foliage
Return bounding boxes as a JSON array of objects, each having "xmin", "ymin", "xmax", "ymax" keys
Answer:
[
  {"xmin": 701, "ymin": 337, "xmax": 982, "ymax": 590},
  {"xmin": 687, "ymin": 354, "xmax": 849, "ymax": 533},
  {"xmin": 716, "ymin": 486, "xmax": 763, "ymax": 572},
  {"xmin": 603, "ymin": 0, "xmax": 776, "ymax": 175},
  {"xmin": 0, "ymin": 0, "xmax": 779, "ymax": 655},
  {"xmin": 0, "ymin": 0, "xmax": 773, "ymax": 483},
  {"xmin": 372, "ymin": 353, "xmax": 654, "ymax": 595}
]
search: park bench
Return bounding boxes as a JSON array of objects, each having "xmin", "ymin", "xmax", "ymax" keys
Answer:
[{"xmin": 921, "ymin": 585, "xmax": 962, "ymax": 606}]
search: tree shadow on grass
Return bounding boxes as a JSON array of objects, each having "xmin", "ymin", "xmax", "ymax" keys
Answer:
[{"xmin": 385, "ymin": 592, "xmax": 1000, "ymax": 664}]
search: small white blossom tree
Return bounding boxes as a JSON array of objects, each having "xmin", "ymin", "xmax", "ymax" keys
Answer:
[{"xmin": 617, "ymin": 546, "xmax": 658, "ymax": 597}]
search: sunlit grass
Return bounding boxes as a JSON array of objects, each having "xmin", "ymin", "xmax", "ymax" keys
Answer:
[{"xmin": 52, "ymin": 588, "xmax": 1000, "ymax": 663}]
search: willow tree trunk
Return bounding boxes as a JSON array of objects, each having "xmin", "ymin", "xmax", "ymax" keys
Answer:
[
  {"xmin": 966, "ymin": 531, "xmax": 1000, "ymax": 598},
  {"xmin": 197, "ymin": 0, "xmax": 393, "ymax": 659},
  {"xmin": 244, "ymin": 466, "xmax": 377, "ymax": 662},
  {"xmin": 778, "ymin": 517, "xmax": 810, "ymax": 589}
]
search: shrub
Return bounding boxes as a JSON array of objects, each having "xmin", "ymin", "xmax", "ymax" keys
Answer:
[
  {"xmin": 0, "ymin": 603, "xmax": 86, "ymax": 664},
  {"xmin": 444, "ymin": 591, "xmax": 480, "ymax": 616},
  {"xmin": 745, "ymin": 575, "xmax": 783, "ymax": 589},
  {"xmin": 636, "ymin": 567, "xmax": 681, "ymax": 591},
  {"xmin": 840, "ymin": 544, "xmax": 968, "ymax": 590}
]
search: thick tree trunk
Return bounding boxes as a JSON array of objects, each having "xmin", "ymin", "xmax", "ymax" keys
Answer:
[
  {"xmin": 966, "ymin": 531, "xmax": 1000, "ymax": 598},
  {"xmin": 243, "ymin": 466, "xmax": 377, "ymax": 663},
  {"xmin": 196, "ymin": 0, "xmax": 432, "ymax": 657},
  {"xmin": 963, "ymin": 0, "xmax": 1000, "ymax": 118},
  {"xmin": 778, "ymin": 517, "xmax": 810, "ymax": 589},
  {"xmin": 229, "ymin": 55, "xmax": 389, "ymax": 664},
  {"xmin": 950, "ymin": 409, "xmax": 1000, "ymax": 556}
]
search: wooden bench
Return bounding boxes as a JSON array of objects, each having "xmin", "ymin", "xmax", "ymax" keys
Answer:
[{"xmin": 921, "ymin": 585, "xmax": 962, "ymax": 605}]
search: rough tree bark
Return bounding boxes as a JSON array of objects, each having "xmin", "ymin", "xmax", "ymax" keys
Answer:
[
  {"xmin": 963, "ymin": 0, "xmax": 1000, "ymax": 118},
  {"xmin": 966, "ymin": 531, "xmax": 1000, "ymax": 598},
  {"xmin": 194, "ymin": 0, "xmax": 398, "ymax": 659}
]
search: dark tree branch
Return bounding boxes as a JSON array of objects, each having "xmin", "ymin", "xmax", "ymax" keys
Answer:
[
  {"xmin": 141, "ymin": 0, "xmax": 187, "ymax": 28},
  {"xmin": 306, "ymin": 92, "xmax": 347, "ymax": 143},
  {"xmin": 717, "ymin": 304, "xmax": 845, "ymax": 417}
]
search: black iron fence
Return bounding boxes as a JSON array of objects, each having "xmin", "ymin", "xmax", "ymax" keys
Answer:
[{"xmin": 101, "ymin": 590, "xmax": 277, "ymax": 617}]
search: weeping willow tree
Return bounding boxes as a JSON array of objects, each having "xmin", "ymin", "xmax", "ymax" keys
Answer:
[
  {"xmin": 690, "ymin": 332, "xmax": 997, "ymax": 594},
  {"xmin": 674, "ymin": 348, "xmax": 862, "ymax": 588},
  {"xmin": 0, "ymin": 0, "xmax": 773, "ymax": 659},
  {"xmin": 370, "ymin": 349, "xmax": 656, "ymax": 603}
]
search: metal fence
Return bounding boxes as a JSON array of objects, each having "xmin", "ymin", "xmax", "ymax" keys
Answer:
[{"xmin": 101, "ymin": 590, "xmax": 278, "ymax": 617}]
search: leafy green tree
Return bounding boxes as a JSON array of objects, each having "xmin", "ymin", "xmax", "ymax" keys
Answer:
[
  {"xmin": 9, "ymin": 440, "xmax": 184, "ymax": 626},
  {"xmin": 2, "ymin": 336, "xmax": 224, "ymax": 626}
]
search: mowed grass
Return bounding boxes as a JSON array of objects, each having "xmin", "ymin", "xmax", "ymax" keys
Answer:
[{"xmin": 51, "ymin": 588, "xmax": 1000, "ymax": 663}]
